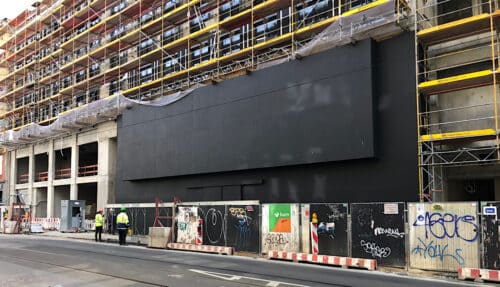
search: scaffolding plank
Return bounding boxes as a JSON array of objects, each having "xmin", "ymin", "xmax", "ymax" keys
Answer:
[
  {"xmin": 417, "ymin": 13, "xmax": 494, "ymax": 46},
  {"xmin": 342, "ymin": 0, "xmax": 390, "ymax": 16},
  {"xmin": 418, "ymin": 70, "xmax": 493, "ymax": 95},
  {"xmin": 420, "ymin": 129, "xmax": 496, "ymax": 142}
]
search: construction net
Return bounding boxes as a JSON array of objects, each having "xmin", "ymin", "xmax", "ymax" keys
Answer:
[
  {"xmin": 295, "ymin": 0, "xmax": 408, "ymax": 58},
  {"xmin": 0, "ymin": 85, "xmax": 202, "ymax": 148}
]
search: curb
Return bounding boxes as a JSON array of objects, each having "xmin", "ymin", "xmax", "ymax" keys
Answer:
[
  {"xmin": 167, "ymin": 243, "xmax": 234, "ymax": 255},
  {"xmin": 267, "ymin": 251, "xmax": 377, "ymax": 271},
  {"xmin": 458, "ymin": 267, "xmax": 500, "ymax": 282}
]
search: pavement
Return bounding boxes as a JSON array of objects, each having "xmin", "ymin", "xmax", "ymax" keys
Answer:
[{"xmin": 32, "ymin": 229, "xmax": 149, "ymax": 246}]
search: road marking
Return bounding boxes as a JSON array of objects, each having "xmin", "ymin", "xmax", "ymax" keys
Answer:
[{"xmin": 189, "ymin": 269, "xmax": 310, "ymax": 287}]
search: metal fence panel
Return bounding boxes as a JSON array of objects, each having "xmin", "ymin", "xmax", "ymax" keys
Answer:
[
  {"xmin": 408, "ymin": 202, "xmax": 480, "ymax": 271},
  {"xmin": 481, "ymin": 201, "xmax": 500, "ymax": 269},
  {"xmin": 175, "ymin": 206, "xmax": 198, "ymax": 244},
  {"xmin": 261, "ymin": 204, "xmax": 300, "ymax": 253},
  {"xmin": 225, "ymin": 204, "xmax": 260, "ymax": 253},
  {"xmin": 351, "ymin": 202, "xmax": 405, "ymax": 267},
  {"xmin": 309, "ymin": 203, "xmax": 349, "ymax": 256}
]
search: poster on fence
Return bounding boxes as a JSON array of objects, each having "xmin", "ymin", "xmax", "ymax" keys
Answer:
[
  {"xmin": 309, "ymin": 203, "xmax": 348, "ymax": 256},
  {"xmin": 175, "ymin": 206, "xmax": 198, "ymax": 244},
  {"xmin": 408, "ymin": 202, "xmax": 480, "ymax": 271},
  {"xmin": 482, "ymin": 201, "xmax": 500, "ymax": 270},
  {"xmin": 261, "ymin": 204, "xmax": 300, "ymax": 253},
  {"xmin": 197, "ymin": 205, "xmax": 226, "ymax": 247},
  {"xmin": 351, "ymin": 203, "xmax": 405, "ymax": 267},
  {"xmin": 225, "ymin": 205, "xmax": 260, "ymax": 253}
]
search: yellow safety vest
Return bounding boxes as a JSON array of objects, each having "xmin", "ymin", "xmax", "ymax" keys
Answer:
[
  {"xmin": 95, "ymin": 213, "xmax": 104, "ymax": 227},
  {"xmin": 116, "ymin": 212, "xmax": 129, "ymax": 225}
]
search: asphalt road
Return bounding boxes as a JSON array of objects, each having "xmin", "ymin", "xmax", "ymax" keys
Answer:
[{"xmin": 0, "ymin": 234, "xmax": 489, "ymax": 287}]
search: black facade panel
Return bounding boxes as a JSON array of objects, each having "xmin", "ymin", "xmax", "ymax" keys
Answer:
[
  {"xmin": 119, "ymin": 39, "xmax": 375, "ymax": 180},
  {"xmin": 116, "ymin": 32, "xmax": 418, "ymax": 203}
]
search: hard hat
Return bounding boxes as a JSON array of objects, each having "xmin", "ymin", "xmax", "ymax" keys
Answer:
[{"xmin": 120, "ymin": 207, "xmax": 126, "ymax": 212}]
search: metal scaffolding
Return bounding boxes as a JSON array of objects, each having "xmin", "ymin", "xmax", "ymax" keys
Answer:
[{"xmin": 415, "ymin": 0, "xmax": 500, "ymax": 201}]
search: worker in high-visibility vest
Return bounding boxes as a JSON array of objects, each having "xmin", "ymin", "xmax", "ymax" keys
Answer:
[
  {"xmin": 95, "ymin": 209, "xmax": 104, "ymax": 242},
  {"xmin": 116, "ymin": 207, "xmax": 129, "ymax": 245}
]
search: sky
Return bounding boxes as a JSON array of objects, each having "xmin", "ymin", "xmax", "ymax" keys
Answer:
[{"xmin": 1, "ymin": 1, "xmax": 36, "ymax": 19}]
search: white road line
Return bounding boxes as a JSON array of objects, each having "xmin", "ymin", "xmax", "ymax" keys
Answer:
[{"xmin": 189, "ymin": 269, "xmax": 310, "ymax": 287}]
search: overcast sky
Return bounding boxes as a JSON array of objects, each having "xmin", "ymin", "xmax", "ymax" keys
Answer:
[{"xmin": 2, "ymin": 1, "xmax": 35, "ymax": 19}]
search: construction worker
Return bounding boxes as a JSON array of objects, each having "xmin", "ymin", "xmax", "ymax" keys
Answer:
[
  {"xmin": 116, "ymin": 207, "xmax": 129, "ymax": 245},
  {"xmin": 95, "ymin": 209, "xmax": 104, "ymax": 242}
]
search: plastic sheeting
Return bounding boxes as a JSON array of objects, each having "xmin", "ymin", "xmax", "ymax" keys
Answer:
[
  {"xmin": 0, "ymin": 85, "xmax": 202, "ymax": 148},
  {"xmin": 295, "ymin": 0, "xmax": 402, "ymax": 58}
]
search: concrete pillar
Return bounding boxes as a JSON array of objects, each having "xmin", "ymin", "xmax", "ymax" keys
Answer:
[
  {"xmin": 70, "ymin": 134, "xmax": 78, "ymax": 200},
  {"xmin": 8, "ymin": 150, "xmax": 16, "ymax": 204},
  {"xmin": 47, "ymin": 140, "xmax": 55, "ymax": 218},
  {"xmin": 28, "ymin": 145, "xmax": 34, "ymax": 216},
  {"xmin": 97, "ymin": 137, "xmax": 116, "ymax": 210}
]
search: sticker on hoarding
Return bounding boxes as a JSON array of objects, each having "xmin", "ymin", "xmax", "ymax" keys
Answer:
[
  {"xmin": 483, "ymin": 206, "xmax": 497, "ymax": 219},
  {"xmin": 383, "ymin": 203, "xmax": 399, "ymax": 215}
]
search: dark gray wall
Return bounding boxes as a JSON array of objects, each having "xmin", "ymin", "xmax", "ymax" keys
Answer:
[
  {"xmin": 116, "ymin": 32, "xmax": 418, "ymax": 203},
  {"xmin": 120, "ymin": 40, "xmax": 375, "ymax": 180}
]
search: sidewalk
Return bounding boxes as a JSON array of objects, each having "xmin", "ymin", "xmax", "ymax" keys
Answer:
[{"xmin": 33, "ymin": 230, "xmax": 149, "ymax": 245}]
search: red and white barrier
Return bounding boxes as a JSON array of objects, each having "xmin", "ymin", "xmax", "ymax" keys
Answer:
[
  {"xmin": 32, "ymin": 218, "xmax": 60, "ymax": 231},
  {"xmin": 458, "ymin": 268, "xmax": 500, "ymax": 282},
  {"xmin": 167, "ymin": 243, "xmax": 233, "ymax": 255},
  {"xmin": 310, "ymin": 222, "xmax": 318, "ymax": 254},
  {"xmin": 268, "ymin": 251, "xmax": 377, "ymax": 271}
]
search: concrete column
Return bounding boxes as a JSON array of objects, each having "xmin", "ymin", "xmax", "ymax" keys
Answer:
[
  {"xmin": 70, "ymin": 134, "xmax": 78, "ymax": 200},
  {"xmin": 28, "ymin": 145, "xmax": 34, "ymax": 216},
  {"xmin": 8, "ymin": 150, "xmax": 16, "ymax": 204},
  {"xmin": 97, "ymin": 137, "xmax": 116, "ymax": 210},
  {"xmin": 47, "ymin": 140, "xmax": 55, "ymax": 218}
]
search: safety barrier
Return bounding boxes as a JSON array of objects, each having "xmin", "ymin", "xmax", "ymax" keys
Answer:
[
  {"xmin": 458, "ymin": 268, "xmax": 500, "ymax": 282},
  {"xmin": 32, "ymin": 217, "xmax": 60, "ymax": 230},
  {"xmin": 167, "ymin": 242, "xmax": 234, "ymax": 255},
  {"xmin": 84, "ymin": 219, "xmax": 95, "ymax": 231},
  {"xmin": 268, "ymin": 251, "xmax": 377, "ymax": 271}
]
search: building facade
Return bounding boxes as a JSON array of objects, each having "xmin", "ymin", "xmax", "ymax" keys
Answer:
[{"xmin": 0, "ymin": 0, "xmax": 439, "ymax": 216}]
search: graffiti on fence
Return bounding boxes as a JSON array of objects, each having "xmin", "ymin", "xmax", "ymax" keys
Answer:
[
  {"xmin": 351, "ymin": 203, "xmax": 405, "ymax": 267},
  {"xmin": 176, "ymin": 206, "xmax": 198, "ymax": 244},
  {"xmin": 197, "ymin": 206, "xmax": 226, "ymax": 246},
  {"xmin": 262, "ymin": 204, "xmax": 299, "ymax": 253},
  {"xmin": 412, "ymin": 211, "xmax": 479, "ymax": 242},
  {"xmin": 482, "ymin": 202, "xmax": 500, "ymax": 269},
  {"xmin": 226, "ymin": 205, "xmax": 259, "ymax": 253},
  {"xmin": 411, "ymin": 237, "xmax": 464, "ymax": 266},
  {"xmin": 360, "ymin": 240, "xmax": 391, "ymax": 258},
  {"xmin": 409, "ymin": 203, "xmax": 479, "ymax": 271},
  {"xmin": 310, "ymin": 203, "xmax": 348, "ymax": 256},
  {"xmin": 373, "ymin": 227, "xmax": 404, "ymax": 239}
]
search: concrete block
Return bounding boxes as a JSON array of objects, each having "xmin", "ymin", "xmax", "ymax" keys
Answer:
[{"xmin": 148, "ymin": 227, "xmax": 170, "ymax": 249}]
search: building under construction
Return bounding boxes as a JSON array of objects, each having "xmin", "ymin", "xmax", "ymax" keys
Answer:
[{"xmin": 6, "ymin": 0, "xmax": 492, "ymax": 214}]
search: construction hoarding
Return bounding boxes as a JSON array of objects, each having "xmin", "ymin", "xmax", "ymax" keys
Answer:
[
  {"xmin": 225, "ymin": 204, "xmax": 260, "ymax": 253},
  {"xmin": 408, "ymin": 202, "xmax": 480, "ymax": 271},
  {"xmin": 261, "ymin": 204, "xmax": 300, "ymax": 253},
  {"xmin": 481, "ymin": 201, "xmax": 500, "ymax": 269},
  {"xmin": 309, "ymin": 203, "xmax": 348, "ymax": 256},
  {"xmin": 351, "ymin": 202, "xmax": 405, "ymax": 267}
]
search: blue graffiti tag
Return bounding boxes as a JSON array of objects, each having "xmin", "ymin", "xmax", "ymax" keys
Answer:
[
  {"xmin": 412, "ymin": 212, "xmax": 478, "ymax": 242},
  {"xmin": 411, "ymin": 237, "xmax": 465, "ymax": 266}
]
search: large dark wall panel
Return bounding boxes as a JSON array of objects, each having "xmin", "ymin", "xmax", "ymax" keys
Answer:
[
  {"xmin": 119, "ymin": 40, "xmax": 374, "ymax": 180},
  {"xmin": 116, "ymin": 32, "xmax": 418, "ymax": 203}
]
